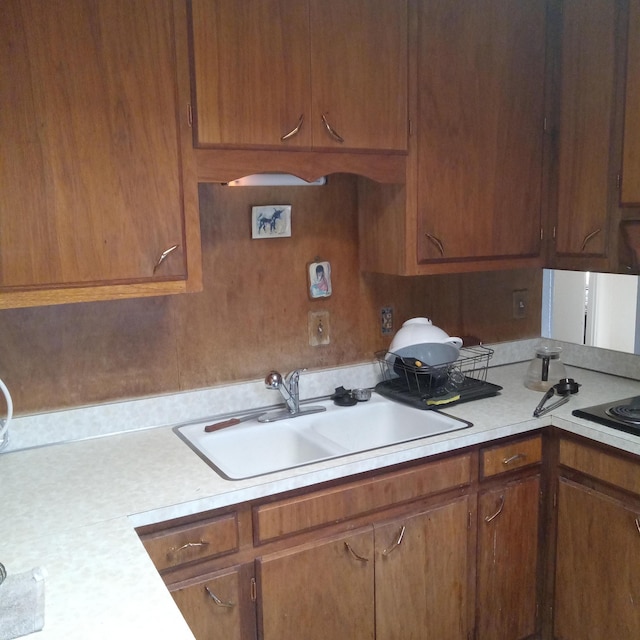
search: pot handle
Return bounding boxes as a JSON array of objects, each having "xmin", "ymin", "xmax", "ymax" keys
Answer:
[
  {"xmin": 448, "ymin": 337, "xmax": 463, "ymax": 348},
  {"xmin": 0, "ymin": 377, "xmax": 13, "ymax": 450}
]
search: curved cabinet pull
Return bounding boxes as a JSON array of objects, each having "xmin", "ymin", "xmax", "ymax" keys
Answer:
[
  {"xmin": 580, "ymin": 228, "xmax": 601, "ymax": 252},
  {"xmin": 382, "ymin": 525, "xmax": 406, "ymax": 557},
  {"xmin": 204, "ymin": 585, "xmax": 234, "ymax": 609},
  {"xmin": 321, "ymin": 113, "xmax": 345, "ymax": 143},
  {"xmin": 281, "ymin": 114, "xmax": 304, "ymax": 141},
  {"xmin": 425, "ymin": 233, "xmax": 445, "ymax": 256},
  {"xmin": 344, "ymin": 541, "xmax": 369, "ymax": 563},
  {"xmin": 170, "ymin": 540, "xmax": 210, "ymax": 555},
  {"xmin": 153, "ymin": 244, "xmax": 179, "ymax": 274},
  {"xmin": 502, "ymin": 453, "xmax": 526, "ymax": 466},
  {"xmin": 484, "ymin": 495, "xmax": 505, "ymax": 523}
]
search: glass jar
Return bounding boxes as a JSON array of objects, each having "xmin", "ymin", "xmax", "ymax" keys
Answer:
[{"xmin": 524, "ymin": 346, "xmax": 566, "ymax": 391}]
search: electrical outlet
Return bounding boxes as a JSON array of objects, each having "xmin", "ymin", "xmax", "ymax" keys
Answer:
[
  {"xmin": 308, "ymin": 310, "xmax": 330, "ymax": 346},
  {"xmin": 381, "ymin": 306, "xmax": 394, "ymax": 335},
  {"xmin": 512, "ymin": 289, "xmax": 528, "ymax": 319}
]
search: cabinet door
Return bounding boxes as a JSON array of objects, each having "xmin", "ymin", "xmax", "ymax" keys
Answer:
[
  {"xmin": 375, "ymin": 497, "xmax": 472, "ymax": 640},
  {"xmin": 477, "ymin": 476, "xmax": 540, "ymax": 640},
  {"xmin": 554, "ymin": 479, "xmax": 640, "ymax": 639},
  {"xmin": 416, "ymin": 0, "xmax": 545, "ymax": 263},
  {"xmin": 309, "ymin": 0, "xmax": 408, "ymax": 151},
  {"xmin": 257, "ymin": 527, "xmax": 375, "ymax": 640},
  {"xmin": 622, "ymin": 0, "xmax": 640, "ymax": 205},
  {"xmin": 190, "ymin": 0, "xmax": 311, "ymax": 148},
  {"xmin": 170, "ymin": 564, "xmax": 256, "ymax": 640},
  {"xmin": 0, "ymin": 0, "xmax": 198, "ymax": 298},
  {"xmin": 555, "ymin": 0, "xmax": 617, "ymax": 259}
]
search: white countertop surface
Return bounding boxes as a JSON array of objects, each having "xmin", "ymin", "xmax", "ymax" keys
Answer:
[{"xmin": 2, "ymin": 362, "xmax": 640, "ymax": 639}]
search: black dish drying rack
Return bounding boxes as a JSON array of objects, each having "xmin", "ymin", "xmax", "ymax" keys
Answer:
[{"xmin": 375, "ymin": 345, "xmax": 502, "ymax": 410}]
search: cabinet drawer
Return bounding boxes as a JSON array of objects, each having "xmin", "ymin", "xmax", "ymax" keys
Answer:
[
  {"xmin": 481, "ymin": 436, "xmax": 542, "ymax": 479},
  {"xmin": 254, "ymin": 454, "xmax": 471, "ymax": 543},
  {"xmin": 559, "ymin": 439, "xmax": 640, "ymax": 495},
  {"xmin": 141, "ymin": 513, "xmax": 239, "ymax": 571}
]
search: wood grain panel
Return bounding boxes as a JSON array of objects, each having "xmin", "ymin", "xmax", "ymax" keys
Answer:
[
  {"xmin": 309, "ymin": 0, "xmax": 407, "ymax": 151},
  {"xmin": 622, "ymin": 0, "xmax": 640, "ymax": 204},
  {"xmin": 254, "ymin": 455, "xmax": 472, "ymax": 542},
  {"xmin": 257, "ymin": 528, "xmax": 375, "ymax": 640},
  {"xmin": 141, "ymin": 512, "xmax": 238, "ymax": 571},
  {"xmin": 0, "ymin": 170, "xmax": 542, "ymax": 414},
  {"xmin": 170, "ymin": 564, "xmax": 256, "ymax": 640},
  {"xmin": 555, "ymin": 0, "xmax": 617, "ymax": 257},
  {"xmin": 559, "ymin": 438, "xmax": 640, "ymax": 495},
  {"xmin": 481, "ymin": 436, "xmax": 542, "ymax": 478},
  {"xmin": 477, "ymin": 476, "xmax": 540, "ymax": 639},
  {"xmin": 554, "ymin": 479, "xmax": 640, "ymax": 639},
  {"xmin": 375, "ymin": 497, "xmax": 472, "ymax": 640}
]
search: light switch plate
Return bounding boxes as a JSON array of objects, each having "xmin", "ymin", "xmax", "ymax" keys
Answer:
[{"xmin": 308, "ymin": 310, "xmax": 330, "ymax": 346}]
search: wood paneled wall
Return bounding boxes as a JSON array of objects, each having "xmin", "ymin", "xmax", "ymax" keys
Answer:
[{"xmin": 0, "ymin": 175, "xmax": 541, "ymax": 415}]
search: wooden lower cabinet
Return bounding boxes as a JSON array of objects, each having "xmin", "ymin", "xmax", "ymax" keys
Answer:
[
  {"xmin": 257, "ymin": 527, "xmax": 375, "ymax": 640},
  {"xmin": 554, "ymin": 479, "xmax": 640, "ymax": 639},
  {"xmin": 140, "ymin": 441, "xmax": 549, "ymax": 640},
  {"xmin": 257, "ymin": 496, "xmax": 472, "ymax": 640},
  {"xmin": 477, "ymin": 476, "xmax": 541, "ymax": 640},
  {"xmin": 375, "ymin": 497, "xmax": 472, "ymax": 640},
  {"xmin": 170, "ymin": 564, "xmax": 256, "ymax": 640}
]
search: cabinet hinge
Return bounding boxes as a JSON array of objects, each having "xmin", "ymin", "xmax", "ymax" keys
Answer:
[
  {"xmin": 540, "ymin": 227, "xmax": 544, "ymax": 241},
  {"xmin": 250, "ymin": 577, "xmax": 257, "ymax": 602},
  {"xmin": 616, "ymin": 173, "xmax": 622, "ymax": 190}
]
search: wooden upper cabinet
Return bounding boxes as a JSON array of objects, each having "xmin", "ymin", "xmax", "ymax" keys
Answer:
[
  {"xmin": 554, "ymin": 0, "xmax": 618, "ymax": 262},
  {"xmin": 622, "ymin": 0, "xmax": 640, "ymax": 205},
  {"xmin": 308, "ymin": 0, "xmax": 407, "ymax": 152},
  {"xmin": 359, "ymin": 0, "xmax": 547, "ymax": 277},
  {"xmin": 0, "ymin": 0, "xmax": 201, "ymax": 308},
  {"xmin": 190, "ymin": 0, "xmax": 312, "ymax": 148},
  {"xmin": 190, "ymin": 0, "xmax": 407, "ymax": 153},
  {"xmin": 416, "ymin": 0, "xmax": 546, "ymax": 264}
]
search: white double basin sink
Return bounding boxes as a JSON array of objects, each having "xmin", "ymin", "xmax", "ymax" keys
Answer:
[{"xmin": 175, "ymin": 394, "xmax": 472, "ymax": 480}]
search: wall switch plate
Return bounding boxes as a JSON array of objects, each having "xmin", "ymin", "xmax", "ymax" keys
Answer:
[
  {"xmin": 381, "ymin": 306, "xmax": 394, "ymax": 335},
  {"xmin": 308, "ymin": 310, "xmax": 330, "ymax": 346},
  {"xmin": 512, "ymin": 289, "xmax": 528, "ymax": 319}
]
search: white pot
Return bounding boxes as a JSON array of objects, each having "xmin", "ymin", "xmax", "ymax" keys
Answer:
[{"xmin": 387, "ymin": 318, "xmax": 463, "ymax": 366}]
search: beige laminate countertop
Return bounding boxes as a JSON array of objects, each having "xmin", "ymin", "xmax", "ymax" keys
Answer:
[{"xmin": 1, "ymin": 362, "xmax": 639, "ymax": 639}]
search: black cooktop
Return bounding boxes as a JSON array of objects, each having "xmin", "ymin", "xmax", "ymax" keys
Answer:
[{"xmin": 572, "ymin": 396, "xmax": 640, "ymax": 436}]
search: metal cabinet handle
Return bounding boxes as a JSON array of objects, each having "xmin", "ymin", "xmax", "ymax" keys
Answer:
[
  {"xmin": 205, "ymin": 585, "xmax": 234, "ymax": 608},
  {"xmin": 502, "ymin": 453, "xmax": 526, "ymax": 466},
  {"xmin": 580, "ymin": 228, "xmax": 601, "ymax": 252},
  {"xmin": 635, "ymin": 517, "xmax": 640, "ymax": 535},
  {"xmin": 382, "ymin": 525, "xmax": 406, "ymax": 557},
  {"xmin": 344, "ymin": 541, "xmax": 369, "ymax": 563},
  {"xmin": 321, "ymin": 113, "xmax": 344, "ymax": 143},
  {"xmin": 281, "ymin": 114, "xmax": 304, "ymax": 141},
  {"xmin": 153, "ymin": 244, "xmax": 179, "ymax": 274},
  {"xmin": 171, "ymin": 540, "xmax": 210, "ymax": 554},
  {"xmin": 425, "ymin": 233, "xmax": 445, "ymax": 256},
  {"xmin": 484, "ymin": 495, "xmax": 505, "ymax": 523}
]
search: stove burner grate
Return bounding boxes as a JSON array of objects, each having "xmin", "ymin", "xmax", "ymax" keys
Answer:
[{"xmin": 606, "ymin": 404, "xmax": 640, "ymax": 425}]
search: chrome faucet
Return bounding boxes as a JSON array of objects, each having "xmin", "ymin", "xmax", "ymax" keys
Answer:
[
  {"xmin": 261, "ymin": 369, "xmax": 326, "ymax": 422},
  {"xmin": 265, "ymin": 369, "xmax": 301, "ymax": 413}
]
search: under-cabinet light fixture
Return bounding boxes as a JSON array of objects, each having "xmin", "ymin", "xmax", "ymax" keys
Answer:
[{"xmin": 225, "ymin": 173, "xmax": 327, "ymax": 187}]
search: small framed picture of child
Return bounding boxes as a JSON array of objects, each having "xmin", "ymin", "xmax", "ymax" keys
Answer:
[{"xmin": 308, "ymin": 261, "xmax": 332, "ymax": 299}]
